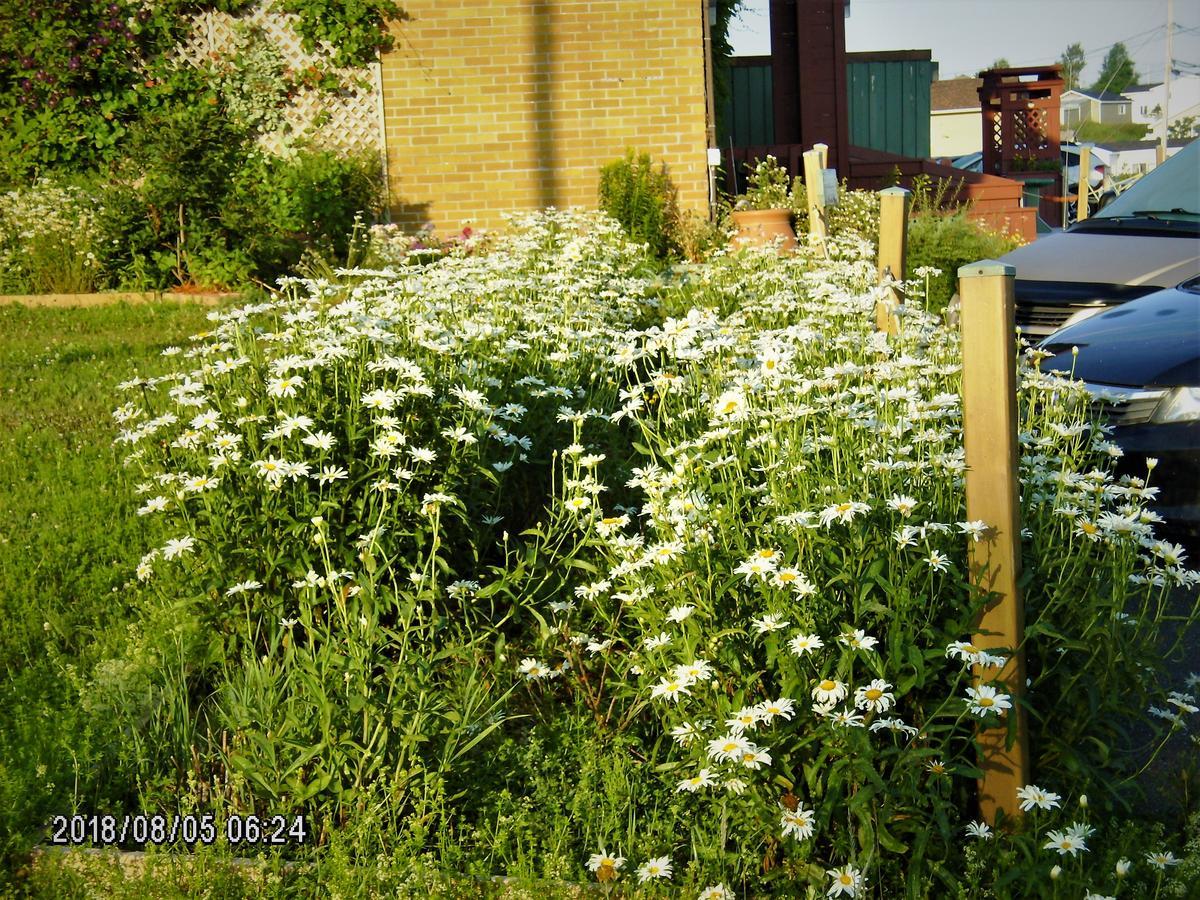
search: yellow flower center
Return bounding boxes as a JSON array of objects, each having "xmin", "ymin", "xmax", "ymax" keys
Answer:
[
  {"xmin": 601, "ymin": 516, "xmax": 623, "ymax": 525},
  {"xmin": 836, "ymin": 503, "xmax": 852, "ymax": 513},
  {"xmin": 778, "ymin": 572, "xmax": 796, "ymax": 582},
  {"xmin": 1081, "ymin": 521, "xmax": 1098, "ymax": 534},
  {"xmin": 866, "ymin": 689, "xmax": 883, "ymax": 701},
  {"xmin": 756, "ymin": 549, "xmax": 776, "ymax": 559},
  {"xmin": 839, "ymin": 874, "xmax": 853, "ymax": 885},
  {"xmin": 819, "ymin": 680, "xmax": 835, "ymax": 691},
  {"xmin": 979, "ymin": 697, "xmax": 994, "ymax": 707}
]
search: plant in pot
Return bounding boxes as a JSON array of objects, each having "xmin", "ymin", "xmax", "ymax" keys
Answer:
[{"xmin": 729, "ymin": 155, "xmax": 798, "ymax": 251}]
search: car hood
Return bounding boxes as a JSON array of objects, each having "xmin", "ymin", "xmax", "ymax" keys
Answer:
[
  {"xmin": 1038, "ymin": 286, "xmax": 1200, "ymax": 387},
  {"xmin": 1003, "ymin": 230, "xmax": 1200, "ymax": 290}
]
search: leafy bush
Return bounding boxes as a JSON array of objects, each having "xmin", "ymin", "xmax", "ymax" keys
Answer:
[
  {"xmin": 906, "ymin": 210, "xmax": 1023, "ymax": 315},
  {"xmin": 88, "ymin": 98, "xmax": 381, "ymax": 290},
  {"xmin": 95, "ymin": 98, "xmax": 259, "ymax": 289},
  {"xmin": 225, "ymin": 147, "xmax": 383, "ymax": 283},
  {"xmin": 598, "ymin": 150, "xmax": 680, "ymax": 260},
  {"xmin": 0, "ymin": 0, "xmax": 403, "ymax": 184},
  {"xmin": 736, "ymin": 154, "xmax": 795, "ymax": 210}
]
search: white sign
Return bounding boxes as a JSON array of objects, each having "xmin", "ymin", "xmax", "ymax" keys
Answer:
[
  {"xmin": 821, "ymin": 169, "xmax": 839, "ymax": 206},
  {"xmin": 707, "ymin": 148, "xmax": 722, "ymax": 167}
]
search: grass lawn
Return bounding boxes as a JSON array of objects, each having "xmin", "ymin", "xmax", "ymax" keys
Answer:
[{"xmin": 0, "ymin": 302, "xmax": 214, "ymax": 881}]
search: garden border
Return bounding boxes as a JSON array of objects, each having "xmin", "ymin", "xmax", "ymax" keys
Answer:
[{"xmin": 0, "ymin": 292, "xmax": 235, "ymax": 308}]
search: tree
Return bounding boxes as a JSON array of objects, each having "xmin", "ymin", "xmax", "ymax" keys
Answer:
[
  {"xmin": 1059, "ymin": 43, "xmax": 1086, "ymax": 90},
  {"xmin": 1090, "ymin": 42, "xmax": 1137, "ymax": 95},
  {"xmin": 990, "ymin": 57, "xmax": 1012, "ymax": 70},
  {"xmin": 1169, "ymin": 116, "xmax": 1198, "ymax": 140}
]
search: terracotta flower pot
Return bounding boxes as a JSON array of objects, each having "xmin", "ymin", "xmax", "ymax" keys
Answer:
[{"xmin": 730, "ymin": 208, "xmax": 797, "ymax": 252}]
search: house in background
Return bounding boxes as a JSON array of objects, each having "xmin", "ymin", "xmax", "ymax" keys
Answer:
[
  {"xmin": 1123, "ymin": 74, "xmax": 1200, "ymax": 133},
  {"xmin": 1059, "ymin": 88, "xmax": 1132, "ymax": 135},
  {"xmin": 930, "ymin": 76, "xmax": 982, "ymax": 158},
  {"xmin": 1101, "ymin": 137, "xmax": 1191, "ymax": 175}
]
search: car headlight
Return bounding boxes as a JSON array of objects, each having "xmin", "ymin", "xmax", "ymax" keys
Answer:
[{"xmin": 1152, "ymin": 387, "xmax": 1200, "ymax": 424}]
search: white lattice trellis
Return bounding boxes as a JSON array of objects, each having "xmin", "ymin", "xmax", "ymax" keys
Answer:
[{"xmin": 174, "ymin": 3, "xmax": 384, "ymax": 157}]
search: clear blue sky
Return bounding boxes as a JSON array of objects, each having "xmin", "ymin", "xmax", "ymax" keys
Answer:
[{"xmin": 729, "ymin": 0, "xmax": 1200, "ymax": 86}]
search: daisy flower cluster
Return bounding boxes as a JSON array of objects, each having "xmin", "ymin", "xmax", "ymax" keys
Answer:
[{"xmin": 107, "ymin": 209, "xmax": 1197, "ymax": 896}]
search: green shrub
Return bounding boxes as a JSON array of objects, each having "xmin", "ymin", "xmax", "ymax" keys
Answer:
[
  {"xmin": 94, "ymin": 99, "xmax": 258, "ymax": 289},
  {"xmin": 906, "ymin": 210, "xmax": 1023, "ymax": 315},
  {"xmin": 225, "ymin": 147, "xmax": 383, "ymax": 283},
  {"xmin": 598, "ymin": 150, "xmax": 680, "ymax": 259},
  {"xmin": 92, "ymin": 98, "xmax": 381, "ymax": 290}
]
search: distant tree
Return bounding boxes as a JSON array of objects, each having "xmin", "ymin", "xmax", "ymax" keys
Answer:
[
  {"xmin": 1090, "ymin": 42, "xmax": 1137, "ymax": 94},
  {"xmin": 1169, "ymin": 115, "xmax": 1198, "ymax": 139},
  {"xmin": 1059, "ymin": 43, "xmax": 1086, "ymax": 89},
  {"xmin": 990, "ymin": 57, "xmax": 1012, "ymax": 70}
]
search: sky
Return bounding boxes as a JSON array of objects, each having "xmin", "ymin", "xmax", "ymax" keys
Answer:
[{"xmin": 728, "ymin": 0, "xmax": 1200, "ymax": 88}]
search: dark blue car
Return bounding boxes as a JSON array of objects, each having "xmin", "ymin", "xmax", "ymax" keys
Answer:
[{"xmin": 1038, "ymin": 277, "xmax": 1200, "ymax": 535}]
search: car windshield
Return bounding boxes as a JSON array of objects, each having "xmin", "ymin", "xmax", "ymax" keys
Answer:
[{"xmin": 1094, "ymin": 138, "xmax": 1200, "ymax": 221}]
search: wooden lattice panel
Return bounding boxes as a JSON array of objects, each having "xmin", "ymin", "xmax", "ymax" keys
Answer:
[{"xmin": 174, "ymin": 4, "xmax": 382, "ymax": 157}]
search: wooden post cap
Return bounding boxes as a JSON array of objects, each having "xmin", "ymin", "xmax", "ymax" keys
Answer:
[
  {"xmin": 958, "ymin": 261, "xmax": 1016, "ymax": 279},
  {"xmin": 879, "ymin": 186, "xmax": 910, "ymax": 197}
]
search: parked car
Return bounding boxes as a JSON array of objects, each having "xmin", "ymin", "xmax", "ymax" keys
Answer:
[
  {"xmin": 950, "ymin": 143, "xmax": 1107, "ymax": 191},
  {"xmin": 999, "ymin": 137, "xmax": 1200, "ymax": 338},
  {"xmin": 1037, "ymin": 277, "xmax": 1200, "ymax": 535}
]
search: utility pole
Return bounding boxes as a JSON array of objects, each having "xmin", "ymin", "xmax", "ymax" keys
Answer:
[{"xmin": 1161, "ymin": 0, "xmax": 1173, "ymax": 163}]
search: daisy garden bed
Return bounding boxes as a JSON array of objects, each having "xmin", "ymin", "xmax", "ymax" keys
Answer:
[{"xmin": 4, "ymin": 210, "xmax": 1200, "ymax": 899}]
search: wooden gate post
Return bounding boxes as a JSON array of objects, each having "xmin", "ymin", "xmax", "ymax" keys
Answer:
[
  {"xmin": 1076, "ymin": 144, "xmax": 1092, "ymax": 221},
  {"xmin": 814, "ymin": 142, "xmax": 828, "ymax": 170},
  {"xmin": 958, "ymin": 261, "xmax": 1030, "ymax": 824},
  {"xmin": 802, "ymin": 147, "xmax": 828, "ymax": 256},
  {"xmin": 875, "ymin": 187, "xmax": 910, "ymax": 335}
]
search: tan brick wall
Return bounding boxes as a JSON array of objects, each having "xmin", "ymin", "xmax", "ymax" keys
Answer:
[{"xmin": 379, "ymin": 0, "xmax": 711, "ymax": 232}]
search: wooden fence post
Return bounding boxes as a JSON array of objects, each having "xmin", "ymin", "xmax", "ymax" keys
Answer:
[
  {"xmin": 1076, "ymin": 144, "xmax": 1092, "ymax": 222},
  {"xmin": 814, "ymin": 142, "xmax": 828, "ymax": 170},
  {"xmin": 875, "ymin": 187, "xmax": 910, "ymax": 335},
  {"xmin": 802, "ymin": 147, "xmax": 827, "ymax": 256},
  {"xmin": 957, "ymin": 261, "xmax": 1030, "ymax": 825}
]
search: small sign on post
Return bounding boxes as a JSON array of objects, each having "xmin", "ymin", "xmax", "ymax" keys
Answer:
[
  {"xmin": 875, "ymin": 187, "xmax": 910, "ymax": 335},
  {"xmin": 958, "ymin": 261, "xmax": 1030, "ymax": 825},
  {"xmin": 803, "ymin": 147, "xmax": 828, "ymax": 256}
]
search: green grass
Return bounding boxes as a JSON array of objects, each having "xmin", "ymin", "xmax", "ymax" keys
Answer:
[{"xmin": 0, "ymin": 302, "xmax": 214, "ymax": 883}]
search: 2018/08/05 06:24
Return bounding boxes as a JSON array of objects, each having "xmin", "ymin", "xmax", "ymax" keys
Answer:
[{"xmin": 47, "ymin": 813, "xmax": 309, "ymax": 847}]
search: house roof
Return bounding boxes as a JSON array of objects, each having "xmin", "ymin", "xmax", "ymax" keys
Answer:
[
  {"xmin": 1098, "ymin": 137, "xmax": 1192, "ymax": 151},
  {"xmin": 931, "ymin": 77, "xmax": 982, "ymax": 111},
  {"xmin": 1063, "ymin": 88, "xmax": 1128, "ymax": 102},
  {"xmin": 1123, "ymin": 83, "xmax": 1162, "ymax": 93}
]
